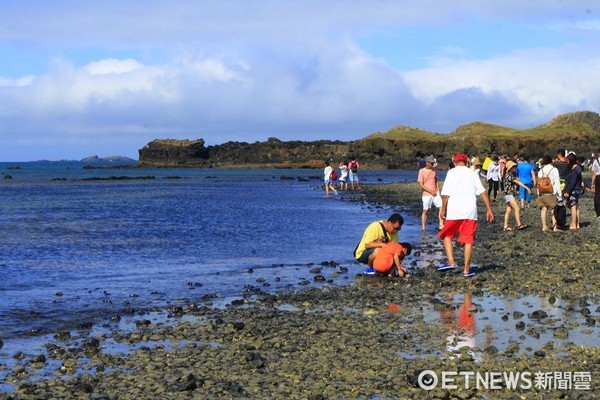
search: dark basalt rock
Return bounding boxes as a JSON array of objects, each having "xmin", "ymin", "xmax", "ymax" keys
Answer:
[{"xmin": 137, "ymin": 111, "xmax": 600, "ymax": 169}]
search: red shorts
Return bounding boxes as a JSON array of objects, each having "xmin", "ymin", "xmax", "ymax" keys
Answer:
[{"xmin": 437, "ymin": 219, "xmax": 477, "ymax": 245}]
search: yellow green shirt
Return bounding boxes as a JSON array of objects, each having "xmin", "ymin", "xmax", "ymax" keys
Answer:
[{"xmin": 354, "ymin": 221, "xmax": 398, "ymax": 260}]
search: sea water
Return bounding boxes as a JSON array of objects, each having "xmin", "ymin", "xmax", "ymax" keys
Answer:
[{"xmin": 0, "ymin": 162, "xmax": 421, "ymax": 340}]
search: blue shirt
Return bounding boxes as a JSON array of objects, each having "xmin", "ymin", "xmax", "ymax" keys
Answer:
[{"xmin": 516, "ymin": 162, "xmax": 535, "ymax": 185}]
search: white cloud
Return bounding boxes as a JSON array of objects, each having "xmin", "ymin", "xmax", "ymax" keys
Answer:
[{"xmin": 1, "ymin": 0, "xmax": 600, "ymax": 160}]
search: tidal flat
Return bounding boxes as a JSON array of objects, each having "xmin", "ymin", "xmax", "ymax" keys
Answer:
[{"xmin": 1, "ymin": 182, "xmax": 598, "ymax": 399}]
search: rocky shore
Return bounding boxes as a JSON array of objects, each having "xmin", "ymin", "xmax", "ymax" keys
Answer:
[{"xmin": 1, "ymin": 183, "xmax": 598, "ymax": 399}]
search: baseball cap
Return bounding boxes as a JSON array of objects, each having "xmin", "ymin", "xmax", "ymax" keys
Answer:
[
  {"xmin": 454, "ymin": 153, "xmax": 468, "ymax": 163},
  {"xmin": 424, "ymin": 156, "xmax": 435, "ymax": 163}
]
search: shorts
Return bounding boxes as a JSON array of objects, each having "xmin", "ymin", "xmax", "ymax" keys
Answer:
[
  {"xmin": 536, "ymin": 194, "xmax": 558, "ymax": 209},
  {"xmin": 356, "ymin": 247, "xmax": 375, "ymax": 264},
  {"xmin": 422, "ymin": 194, "xmax": 442, "ymax": 210},
  {"xmin": 504, "ymin": 194, "xmax": 516, "ymax": 204},
  {"xmin": 519, "ymin": 184, "xmax": 533, "ymax": 202},
  {"xmin": 566, "ymin": 193, "xmax": 579, "ymax": 208},
  {"xmin": 437, "ymin": 219, "xmax": 477, "ymax": 245},
  {"xmin": 324, "ymin": 178, "xmax": 332, "ymax": 185},
  {"xmin": 349, "ymin": 172, "xmax": 358, "ymax": 182},
  {"xmin": 340, "ymin": 176, "xmax": 347, "ymax": 183}
]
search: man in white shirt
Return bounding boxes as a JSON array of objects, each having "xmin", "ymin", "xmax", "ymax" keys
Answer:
[{"xmin": 437, "ymin": 153, "xmax": 495, "ymax": 277}]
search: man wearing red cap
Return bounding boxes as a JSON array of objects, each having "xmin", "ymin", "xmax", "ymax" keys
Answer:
[{"xmin": 437, "ymin": 153, "xmax": 495, "ymax": 277}]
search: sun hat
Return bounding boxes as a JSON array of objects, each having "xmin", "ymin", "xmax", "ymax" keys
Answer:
[
  {"xmin": 505, "ymin": 160, "xmax": 517, "ymax": 171},
  {"xmin": 454, "ymin": 153, "xmax": 469, "ymax": 163},
  {"xmin": 424, "ymin": 155, "xmax": 435, "ymax": 163}
]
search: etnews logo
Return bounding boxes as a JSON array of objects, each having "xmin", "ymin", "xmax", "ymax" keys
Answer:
[{"xmin": 417, "ymin": 370, "xmax": 592, "ymax": 391}]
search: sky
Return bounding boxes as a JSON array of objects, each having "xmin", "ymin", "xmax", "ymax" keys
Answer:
[{"xmin": 1, "ymin": 1, "xmax": 599, "ymax": 161}]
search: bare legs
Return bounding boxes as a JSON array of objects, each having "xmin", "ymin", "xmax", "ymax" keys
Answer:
[
  {"xmin": 443, "ymin": 237, "xmax": 473, "ymax": 274},
  {"xmin": 504, "ymin": 199, "xmax": 523, "ymax": 229}
]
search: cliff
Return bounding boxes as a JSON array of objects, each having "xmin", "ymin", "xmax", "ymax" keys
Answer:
[{"xmin": 138, "ymin": 111, "xmax": 600, "ymax": 169}]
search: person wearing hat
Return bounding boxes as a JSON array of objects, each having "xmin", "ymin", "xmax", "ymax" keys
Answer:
[
  {"xmin": 502, "ymin": 160, "xmax": 531, "ymax": 231},
  {"xmin": 437, "ymin": 153, "xmax": 494, "ymax": 278},
  {"xmin": 417, "ymin": 155, "xmax": 443, "ymax": 231}
]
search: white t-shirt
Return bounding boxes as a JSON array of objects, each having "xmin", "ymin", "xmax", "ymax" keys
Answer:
[
  {"xmin": 324, "ymin": 165, "xmax": 333, "ymax": 182},
  {"xmin": 441, "ymin": 166, "xmax": 486, "ymax": 220},
  {"xmin": 538, "ymin": 164, "xmax": 561, "ymax": 197},
  {"xmin": 592, "ymin": 158, "xmax": 600, "ymax": 175}
]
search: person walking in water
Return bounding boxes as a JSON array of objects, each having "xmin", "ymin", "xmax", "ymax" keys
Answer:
[
  {"xmin": 323, "ymin": 161, "xmax": 338, "ymax": 197},
  {"xmin": 339, "ymin": 160, "xmax": 349, "ymax": 191},
  {"xmin": 348, "ymin": 156, "xmax": 361, "ymax": 190},
  {"xmin": 438, "ymin": 153, "xmax": 495, "ymax": 278}
]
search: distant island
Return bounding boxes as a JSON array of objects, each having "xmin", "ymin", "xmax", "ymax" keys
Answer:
[
  {"xmin": 81, "ymin": 155, "xmax": 137, "ymax": 164},
  {"xmin": 138, "ymin": 111, "xmax": 600, "ymax": 169}
]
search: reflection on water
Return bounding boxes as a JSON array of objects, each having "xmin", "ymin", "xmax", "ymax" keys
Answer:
[{"xmin": 424, "ymin": 291, "xmax": 599, "ymax": 361}]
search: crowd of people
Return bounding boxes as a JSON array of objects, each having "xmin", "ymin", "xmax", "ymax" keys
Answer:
[{"xmin": 351, "ymin": 148, "xmax": 600, "ymax": 279}]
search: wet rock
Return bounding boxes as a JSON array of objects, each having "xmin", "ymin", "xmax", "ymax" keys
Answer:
[
  {"xmin": 513, "ymin": 311, "xmax": 524, "ymax": 319},
  {"xmin": 534, "ymin": 350, "xmax": 546, "ymax": 357},
  {"xmin": 309, "ymin": 267, "xmax": 322, "ymax": 274},
  {"xmin": 528, "ymin": 310, "xmax": 548, "ymax": 320},
  {"xmin": 553, "ymin": 327, "xmax": 569, "ymax": 339},
  {"xmin": 515, "ymin": 321, "xmax": 526, "ymax": 330},
  {"xmin": 314, "ymin": 275, "xmax": 326, "ymax": 282},
  {"xmin": 232, "ymin": 322, "xmax": 245, "ymax": 331}
]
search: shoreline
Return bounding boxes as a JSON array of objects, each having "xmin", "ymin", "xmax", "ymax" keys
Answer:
[{"xmin": 1, "ymin": 182, "xmax": 599, "ymax": 399}]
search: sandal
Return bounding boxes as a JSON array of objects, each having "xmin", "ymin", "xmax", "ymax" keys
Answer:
[
  {"xmin": 503, "ymin": 227, "xmax": 514, "ymax": 231},
  {"xmin": 517, "ymin": 224, "xmax": 529, "ymax": 230}
]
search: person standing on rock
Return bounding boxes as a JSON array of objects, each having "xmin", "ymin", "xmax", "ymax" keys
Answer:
[
  {"xmin": 589, "ymin": 148, "xmax": 600, "ymax": 217},
  {"xmin": 323, "ymin": 161, "xmax": 338, "ymax": 197},
  {"xmin": 417, "ymin": 155, "xmax": 443, "ymax": 231},
  {"xmin": 339, "ymin": 160, "xmax": 349, "ymax": 191},
  {"xmin": 348, "ymin": 156, "xmax": 361, "ymax": 190},
  {"xmin": 437, "ymin": 153, "xmax": 495, "ymax": 278}
]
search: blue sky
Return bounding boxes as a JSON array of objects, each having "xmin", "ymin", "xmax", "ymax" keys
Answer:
[{"xmin": 1, "ymin": 1, "xmax": 599, "ymax": 161}]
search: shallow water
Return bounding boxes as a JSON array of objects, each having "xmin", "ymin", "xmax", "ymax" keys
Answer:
[{"xmin": 0, "ymin": 163, "xmax": 422, "ymax": 339}]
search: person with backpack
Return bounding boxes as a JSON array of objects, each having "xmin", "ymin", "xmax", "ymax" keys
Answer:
[
  {"xmin": 348, "ymin": 156, "xmax": 361, "ymax": 190},
  {"xmin": 535, "ymin": 155, "xmax": 561, "ymax": 231},
  {"xmin": 323, "ymin": 161, "xmax": 338, "ymax": 197}
]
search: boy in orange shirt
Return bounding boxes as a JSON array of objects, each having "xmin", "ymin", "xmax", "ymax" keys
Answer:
[{"xmin": 372, "ymin": 242, "xmax": 412, "ymax": 277}]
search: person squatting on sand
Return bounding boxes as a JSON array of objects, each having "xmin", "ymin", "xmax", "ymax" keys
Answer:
[
  {"xmin": 502, "ymin": 160, "xmax": 531, "ymax": 231},
  {"xmin": 354, "ymin": 213, "xmax": 403, "ymax": 270},
  {"xmin": 536, "ymin": 155, "xmax": 562, "ymax": 232},
  {"xmin": 372, "ymin": 241, "xmax": 412, "ymax": 278},
  {"xmin": 417, "ymin": 155, "xmax": 444, "ymax": 231},
  {"xmin": 437, "ymin": 153, "xmax": 495, "ymax": 278}
]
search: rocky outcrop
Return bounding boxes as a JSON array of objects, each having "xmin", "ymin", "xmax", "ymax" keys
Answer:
[{"xmin": 138, "ymin": 111, "xmax": 600, "ymax": 169}]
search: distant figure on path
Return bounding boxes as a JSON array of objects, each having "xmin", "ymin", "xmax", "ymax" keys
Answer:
[
  {"xmin": 417, "ymin": 155, "xmax": 443, "ymax": 231},
  {"xmin": 339, "ymin": 160, "xmax": 349, "ymax": 191},
  {"xmin": 354, "ymin": 213, "xmax": 403, "ymax": 270},
  {"xmin": 438, "ymin": 153, "xmax": 494, "ymax": 278},
  {"xmin": 323, "ymin": 161, "xmax": 338, "ymax": 197},
  {"xmin": 348, "ymin": 156, "xmax": 361, "ymax": 190}
]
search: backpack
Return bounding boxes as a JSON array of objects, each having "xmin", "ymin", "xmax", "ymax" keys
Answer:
[
  {"xmin": 555, "ymin": 204, "xmax": 567, "ymax": 227},
  {"xmin": 350, "ymin": 161, "xmax": 358, "ymax": 173},
  {"xmin": 331, "ymin": 170, "xmax": 338, "ymax": 181},
  {"xmin": 537, "ymin": 167, "xmax": 554, "ymax": 194}
]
